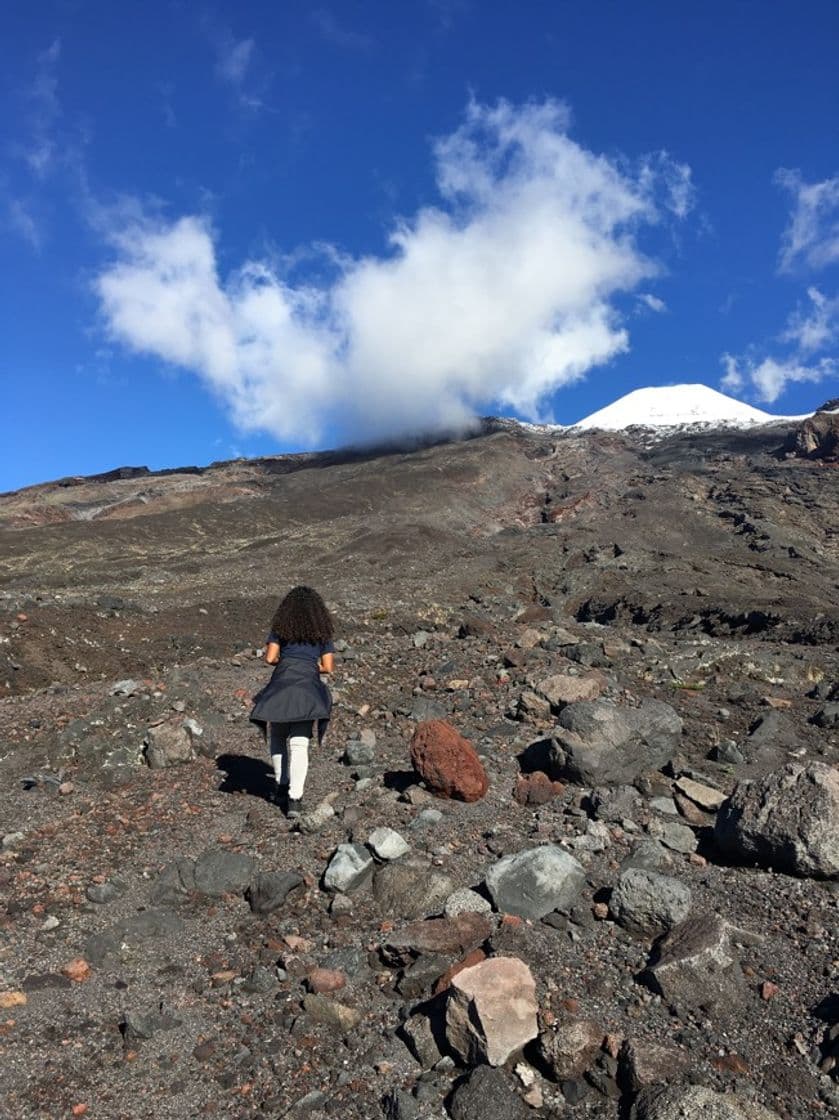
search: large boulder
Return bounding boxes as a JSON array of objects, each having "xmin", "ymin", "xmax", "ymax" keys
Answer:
[
  {"xmin": 409, "ymin": 720, "xmax": 489, "ymax": 802},
  {"xmin": 549, "ymin": 699, "xmax": 682, "ymax": 785},
  {"xmin": 445, "ymin": 956, "xmax": 539, "ymax": 1066},
  {"xmin": 485, "ymin": 845, "xmax": 585, "ymax": 920},
  {"xmin": 714, "ymin": 763, "xmax": 839, "ymax": 879},
  {"xmin": 632, "ymin": 1084, "xmax": 782, "ymax": 1119},
  {"xmin": 784, "ymin": 409, "xmax": 839, "ymax": 461}
]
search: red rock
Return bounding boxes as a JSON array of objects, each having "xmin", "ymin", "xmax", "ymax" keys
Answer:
[
  {"xmin": 434, "ymin": 949, "xmax": 487, "ymax": 994},
  {"xmin": 514, "ymin": 772, "xmax": 564, "ymax": 806},
  {"xmin": 409, "ymin": 720, "xmax": 488, "ymax": 802},
  {"xmin": 307, "ymin": 968, "xmax": 347, "ymax": 994},
  {"xmin": 760, "ymin": 980, "xmax": 779, "ymax": 1000}
]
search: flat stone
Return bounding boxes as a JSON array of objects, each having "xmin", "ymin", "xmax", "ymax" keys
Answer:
[
  {"xmin": 535, "ymin": 673, "xmax": 604, "ymax": 709},
  {"xmin": 444, "ymin": 888, "xmax": 493, "ymax": 918},
  {"xmin": 385, "ymin": 912, "xmax": 492, "ymax": 957},
  {"xmin": 485, "ymin": 845, "xmax": 585, "ymax": 920},
  {"xmin": 323, "ymin": 844, "xmax": 374, "ymax": 894},
  {"xmin": 446, "ymin": 956, "xmax": 539, "ymax": 1066},
  {"xmin": 301, "ymin": 993, "xmax": 362, "ymax": 1033},
  {"xmin": 674, "ymin": 776, "xmax": 726, "ymax": 811},
  {"xmin": 648, "ymin": 818, "xmax": 698, "ymax": 854}
]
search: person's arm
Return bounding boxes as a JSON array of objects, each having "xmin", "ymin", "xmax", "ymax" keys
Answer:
[
  {"xmin": 318, "ymin": 652, "xmax": 334, "ymax": 674},
  {"xmin": 265, "ymin": 640, "xmax": 280, "ymax": 665}
]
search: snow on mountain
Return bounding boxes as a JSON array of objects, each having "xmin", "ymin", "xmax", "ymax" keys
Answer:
[{"xmin": 573, "ymin": 384, "xmax": 785, "ymax": 431}]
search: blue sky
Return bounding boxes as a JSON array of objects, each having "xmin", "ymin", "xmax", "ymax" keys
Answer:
[{"xmin": 2, "ymin": 0, "xmax": 838, "ymax": 491}]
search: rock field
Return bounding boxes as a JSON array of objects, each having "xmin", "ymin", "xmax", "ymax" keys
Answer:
[{"xmin": 0, "ymin": 415, "xmax": 837, "ymax": 1118}]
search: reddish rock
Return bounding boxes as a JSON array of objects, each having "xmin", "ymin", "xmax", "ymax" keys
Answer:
[
  {"xmin": 514, "ymin": 772, "xmax": 564, "ymax": 806},
  {"xmin": 386, "ymin": 912, "xmax": 493, "ymax": 957},
  {"xmin": 409, "ymin": 720, "xmax": 488, "ymax": 802},
  {"xmin": 434, "ymin": 949, "xmax": 487, "ymax": 994},
  {"xmin": 61, "ymin": 958, "xmax": 92, "ymax": 983},
  {"xmin": 307, "ymin": 968, "xmax": 347, "ymax": 994}
]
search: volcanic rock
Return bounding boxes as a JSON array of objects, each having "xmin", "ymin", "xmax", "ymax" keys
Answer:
[
  {"xmin": 644, "ymin": 914, "xmax": 745, "ymax": 1007},
  {"xmin": 549, "ymin": 699, "xmax": 682, "ymax": 785},
  {"xmin": 143, "ymin": 718, "xmax": 197, "ymax": 769},
  {"xmin": 714, "ymin": 762, "xmax": 839, "ymax": 878},
  {"xmin": 192, "ymin": 849, "xmax": 255, "ymax": 896},
  {"xmin": 484, "ymin": 845, "xmax": 585, "ymax": 920},
  {"xmin": 448, "ymin": 1065, "xmax": 531, "ymax": 1120},
  {"xmin": 246, "ymin": 871, "xmax": 304, "ymax": 914},
  {"xmin": 409, "ymin": 720, "xmax": 489, "ymax": 802},
  {"xmin": 373, "ymin": 857, "xmax": 454, "ymax": 919},
  {"xmin": 610, "ymin": 868, "xmax": 692, "ymax": 936},
  {"xmin": 786, "ymin": 409, "xmax": 839, "ymax": 461}
]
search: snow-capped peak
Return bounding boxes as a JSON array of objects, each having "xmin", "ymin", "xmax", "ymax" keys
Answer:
[{"xmin": 573, "ymin": 384, "xmax": 781, "ymax": 431}]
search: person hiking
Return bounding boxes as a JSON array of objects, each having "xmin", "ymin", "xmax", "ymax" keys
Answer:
[{"xmin": 249, "ymin": 586, "xmax": 334, "ymax": 817}]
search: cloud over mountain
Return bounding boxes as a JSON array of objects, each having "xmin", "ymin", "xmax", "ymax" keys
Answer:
[{"xmin": 95, "ymin": 98, "xmax": 691, "ymax": 446}]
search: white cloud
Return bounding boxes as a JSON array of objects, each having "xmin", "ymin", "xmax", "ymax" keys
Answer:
[
  {"xmin": 312, "ymin": 9, "xmax": 373, "ymax": 49},
  {"xmin": 637, "ymin": 292, "xmax": 667, "ymax": 313},
  {"xmin": 216, "ymin": 35, "xmax": 254, "ymax": 86},
  {"xmin": 22, "ymin": 38, "xmax": 62, "ymax": 179},
  {"xmin": 776, "ymin": 169, "xmax": 839, "ymax": 272},
  {"xmin": 781, "ymin": 286, "xmax": 839, "ymax": 353},
  {"xmin": 95, "ymin": 97, "xmax": 691, "ymax": 445},
  {"xmin": 721, "ymin": 352, "xmax": 836, "ymax": 404},
  {"xmin": 204, "ymin": 21, "xmax": 263, "ymax": 111},
  {"xmin": 7, "ymin": 198, "xmax": 43, "ymax": 250}
]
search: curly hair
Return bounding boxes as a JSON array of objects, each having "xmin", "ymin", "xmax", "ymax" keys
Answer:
[{"xmin": 270, "ymin": 586, "xmax": 334, "ymax": 645}]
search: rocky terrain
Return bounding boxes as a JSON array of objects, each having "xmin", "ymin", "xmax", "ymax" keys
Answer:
[{"xmin": 0, "ymin": 408, "xmax": 837, "ymax": 1120}]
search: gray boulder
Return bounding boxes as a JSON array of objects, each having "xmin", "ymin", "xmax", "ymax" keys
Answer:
[
  {"xmin": 610, "ymin": 868, "xmax": 692, "ymax": 936},
  {"xmin": 449, "ymin": 1065, "xmax": 531, "ymax": 1120},
  {"xmin": 714, "ymin": 762, "xmax": 839, "ymax": 878},
  {"xmin": 193, "ymin": 849, "xmax": 255, "ymax": 896},
  {"xmin": 644, "ymin": 914, "xmax": 744, "ymax": 1008},
  {"xmin": 246, "ymin": 871, "xmax": 304, "ymax": 914},
  {"xmin": 549, "ymin": 699, "xmax": 682, "ymax": 785},
  {"xmin": 484, "ymin": 845, "xmax": 585, "ymax": 920},
  {"xmin": 372, "ymin": 857, "xmax": 453, "ymax": 919}
]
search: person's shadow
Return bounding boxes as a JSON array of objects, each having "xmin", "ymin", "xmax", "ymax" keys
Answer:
[{"xmin": 216, "ymin": 753, "xmax": 274, "ymax": 801}]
